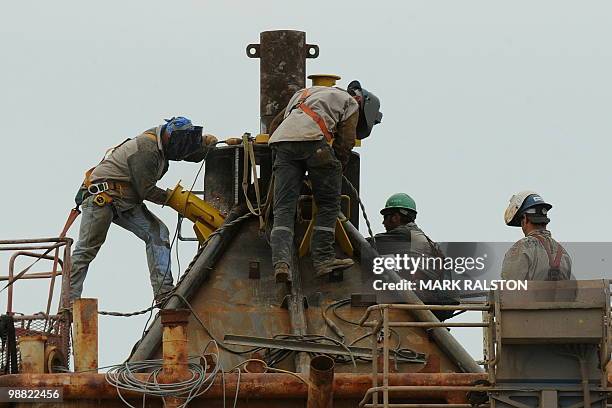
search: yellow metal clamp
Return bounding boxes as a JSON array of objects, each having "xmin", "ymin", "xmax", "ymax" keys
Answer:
[{"xmin": 164, "ymin": 182, "xmax": 225, "ymax": 242}]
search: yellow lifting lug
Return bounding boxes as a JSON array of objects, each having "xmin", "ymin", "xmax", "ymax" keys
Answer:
[{"xmin": 164, "ymin": 182, "xmax": 225, "ymax": 242}]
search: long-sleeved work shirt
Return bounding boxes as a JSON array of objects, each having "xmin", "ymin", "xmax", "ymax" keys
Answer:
[
  {"xmin": 501, "ymin": 229, "xmax": 573, "ymax": 280},
  {"xmin": 268, "ymin": 86, "xmax": 359, "ymax": 167},
  {"xmin": 89, "ymin": 126, "xmax": 211, "ymax": 212}
]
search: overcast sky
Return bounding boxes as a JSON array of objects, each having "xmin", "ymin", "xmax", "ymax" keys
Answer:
[{"xmin": 1, "ymin": 1, "xmax": 610, "ymax": 368}]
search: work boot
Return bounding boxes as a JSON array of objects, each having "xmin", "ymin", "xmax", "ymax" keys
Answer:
[
  {"xmin": 313, "ymin": 258, "xmax": 354, "ymax": 277},
  {"xmin": 274, "ymin": 262, "xmax": 290, "ymax": 283}
]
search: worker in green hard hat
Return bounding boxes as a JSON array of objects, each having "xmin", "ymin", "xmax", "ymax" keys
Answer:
[
  {"xmin": 374, "ymin": 193, "xmax": 440, "ymax": 256},
  {"xmin": 373, "ymin": 193, "xmax": 455, "ymax": 319}
]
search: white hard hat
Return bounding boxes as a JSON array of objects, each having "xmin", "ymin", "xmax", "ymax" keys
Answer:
[{"xmin": 504, "ymin": 191, "xmax": 552, "ymax": 227}]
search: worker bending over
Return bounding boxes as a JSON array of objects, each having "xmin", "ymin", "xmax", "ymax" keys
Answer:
[
  {"xmin": 268, "ymin": 80, "xmax": 382, "ymax": 282},
  {"xmin": 70, "ymin": 117, "xmax": 217, "ymax": 303}
]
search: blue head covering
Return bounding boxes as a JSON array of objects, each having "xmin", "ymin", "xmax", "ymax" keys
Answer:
[
  {"xmin": 164, "ymin": 116, "xmax": 193, "ymax": 135},
  {"xmin": 162, "ymin": 116, "xmax": 203, "ymax": 161}
]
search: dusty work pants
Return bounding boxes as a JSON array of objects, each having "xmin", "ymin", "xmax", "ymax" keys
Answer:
[
  {"xmin": 270, "ymin": 140, "xmax": 342, "ymax": 268},
  {"xmin": 69, "ymin": 195, "xmax": 174, "ymax": 301}
]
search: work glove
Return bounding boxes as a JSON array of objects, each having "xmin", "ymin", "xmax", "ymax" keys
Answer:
[{"xmin": 203, "ymin": 134, "xmax": 218, "ymax": 146}]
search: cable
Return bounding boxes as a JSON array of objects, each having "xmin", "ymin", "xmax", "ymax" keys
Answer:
[
  {"xmin": 342, "ymin": 175, "xmax": 376, "ymax": 247},
  {"xmin": 170, "ymin": 293, "xmax": 261, "ymax": 355},
  {"xmin": 105, "ymin": 341, "xmax": 224, "ymax": 408},
  {"xmin": 140, "ymin": 141, "xmax": 220, "ymax": 339},
  {"xmin": 229, "ymin": 358, "xmax": 309, "ymax": 386}
]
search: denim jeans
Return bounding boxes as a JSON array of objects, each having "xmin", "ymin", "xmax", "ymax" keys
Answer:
[
  {"xmin": 270, "ymin": 140, "xmax": 342, "ymax": 267},
  {"xmin": 69, "ymin": 195, "xmax": 173, "ymax": 301}
]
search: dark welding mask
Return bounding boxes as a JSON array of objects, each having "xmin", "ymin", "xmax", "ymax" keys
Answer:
[
  {"xmin": 164, "ymin": 126, "xmax": 203, "ymax": 161},
  {"xmin": 347, "ymin": 80, "xmax": 383, "ymax": 140}
]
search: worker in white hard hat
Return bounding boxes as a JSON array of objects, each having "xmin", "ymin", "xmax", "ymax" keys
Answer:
[{"xmin": 501, "ymin": 191, "xmax": 573, "ymax": 281}]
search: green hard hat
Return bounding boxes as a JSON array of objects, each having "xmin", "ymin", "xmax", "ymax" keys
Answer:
[{"xmin": 381, "ymin": 193, "xmax": 417, "ymax": 215}]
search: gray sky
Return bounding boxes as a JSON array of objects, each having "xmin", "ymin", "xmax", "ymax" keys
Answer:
[{"xmin": 1, "ymin": 1, "xmax": 611, "ymax": 368}]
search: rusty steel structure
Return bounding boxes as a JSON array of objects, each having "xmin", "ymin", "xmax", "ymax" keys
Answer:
[
  {"xmin": 0, "ymin": 30, "xmax": 611, "ymax": 408},
  {"xmin": 0, "ymin": 237, "xmax": 71, "ymax": 373}
]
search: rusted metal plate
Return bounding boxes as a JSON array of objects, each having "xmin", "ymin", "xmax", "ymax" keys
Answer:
[
  {"xmin": 147, "ymin": 217, "xmax": 463, "ymax": 375},
  {"xmin": 496, "ymin": 344, "xmax": 602, "ymax": 382}
]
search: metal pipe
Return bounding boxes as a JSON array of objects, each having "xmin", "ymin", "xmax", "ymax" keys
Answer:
[
  {"xmin": 359, "ymin": 386, "xmax": 491, "ymax": 408},
  {"xmin": 364, "ymin": 405, "xmax": 475, "ymax": 408},
  {"xmin": 246, "ymin": 30, "xmax": 318, "ymax": 133},
  {"xmin": 73, "ymin": 298, "xmax": 98, "ymax": 372},
  {"xmin": 308, "ymin": 355, "xmax": 335, "ymax": 408},
  {"xmin": 6, "ymin": 250, "xmax": 60, "ymax": 313},
  {"xmin": 0, "ymin": 243, "xmax": 65, "ymax": 251},
  {"xmin": 0, "ymin": 238, "xmax": 70, "ymax": 244},
  {"xmin": 128, "ymin": 205, "xmax": 249, "ymax": 363},
  {"xmin": 159, "ymin": 309, "xmax": 191, "ymax": 408},
  {"xmin": 0, "ymin": 372, "xmax": 489, "ymax": 400},
  {"xmin": 0, "ymin": 271, "xmax": 64, "ymax": 281},
  {"xmin": 360, "ymin": 304, "xmax": 489, "ymax": 320},
  {"xmin": 383, "ymin": 308, "xmax": 390, "ymax": 406},
  {"xmin": 159, "ymin": 309, "xmax": 191, "ymax": 382},
  {"xmin": 18, "ymin": 335, "xmax": 46, "ymax": 373},
  {"xmin": 343, "ymin": 219, "xmax": 483, "ymax": 373}
]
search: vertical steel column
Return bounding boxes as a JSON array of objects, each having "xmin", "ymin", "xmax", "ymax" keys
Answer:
[
  {"xmin": 307, "ymin": 355, "xmax": 335, "ymax": 408},
  {"xmin": 73, "ymin": 298, "xmax": 98, "ymax": 372},
  {"xmin": 18, "ymin": 335, "xmax": 46, "ymax": 373},
  {"xmin": 247, "ymin": 30, "xmax": 319, "ymax": 133},
  {"xmin": 160, "ymin": 309, "xmax": 190, "ymax": 381}
]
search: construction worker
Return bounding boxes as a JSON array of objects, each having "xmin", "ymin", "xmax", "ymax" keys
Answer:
[
  {"xmin": 268, "ymin": 80, "xmax": 382, "ymax": 282},
  {"xmin": 373, "ymin": 193, "xmax": 455, "ymax": 319},
  {"xmin": 70, "ymin": 117, "xmax": 217, "ymax": 303},
  {"xmin": 502, "ymin": 191, "xmax": 572, "ymax": 280},
  {"xmin": 373, "ymin": 193, "xmax": 443, "ymax": 259}
]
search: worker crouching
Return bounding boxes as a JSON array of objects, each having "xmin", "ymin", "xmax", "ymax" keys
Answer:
[{"xmin": 70, "ymin": 117, "xmax": 217, "ymax": 303}]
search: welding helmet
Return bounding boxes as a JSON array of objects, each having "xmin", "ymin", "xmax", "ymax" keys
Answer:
[
  {"xmin": 504, "ymin": 191, "xmax": 552, "ymax": 227},
  {"xmin": 347, "ymin": 80, "xmax": 383, "ymax": 139},
  {"xmin": 162, "ymin": 117, "xmax": 203, "ymax": 161}
]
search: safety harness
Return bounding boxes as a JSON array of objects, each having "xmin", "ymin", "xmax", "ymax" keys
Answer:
[
  {"xmin": 294, "ymin": 89, "xmax": 334, "ymax": 143},
  {"xmin": 80, "ymin": 138, "xmax": 133, "ymax": 207},
  {"xmin": 532, "ymin": 234, "xmax": 566, "ymax": 281}
]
